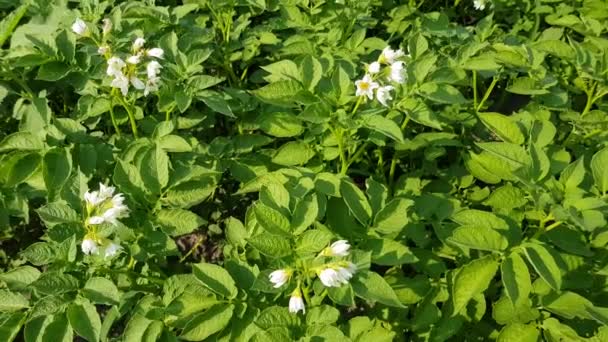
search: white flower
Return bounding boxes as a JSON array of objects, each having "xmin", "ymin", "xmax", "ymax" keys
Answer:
[
  {"xmin": 72, "ymin": 19, "xmax": 88, "ymax": 36},
  {"xmin": 107, "ymin": 57, "xmax": 126, "ymax": 77},
  {"xmin": 389, "ymin": 61, "xmax": 406, "ymax": 84},
  {"xmin": 368, "ymin": 62, "xmax": 381, "ymax": 74},
  {"xmin": 144, "ymin": 77, "xmax": 160, "ymax": 96},
  {"xmin": 133, "ymin": 38, "xmax": 146, "ymax": 51},
  {"xmin": 318, "ymin": 263, "xmax": 356, "ymax": 287},
  {"xmin": 146, "ymin": 61, "xmax": 162, "ymax": 79},
  {"xmin": 269, "ymin": 269, "xmax": 290, "ymax": 288},
  {"xmin": 102, "ymin": 18, "xmax": 112, "ymax": 35},
  {"xmin": 104, "ymin": 243, "xmax": 122, "ymax": 259},
  {"xmin": 98, "ymin": 45, "xmax": 109, "ymax": 55},
  {"xmin": 473, "ymin": 0, "xmax": 486, "ymax": 10},
  {"xmin": 146, "ymin": 48, "xmax": 164, "ymax": 59},
  {"xmin": 376, "ymin": 85, "xmax": 394, "ymax": 107},
  {"xmin": 127, "ymin": 55, "xmax": 141, "ymax": 65},
  {"xmin": 81, "ymin": 238, "xmax": 99, "ymax": 255},
  {"xmin": 380, "ymin": 46, "xmax": 405, "ymax": 64},
  {"xmin": 289, "ymin": 290, "xmax": 305, "ymax": 314},
  {"xmin": 101, "ymin": 204, "xmax": 129, "ymax": 226},
  {"xmin": 84, "ymin": 191, "xmax": 102, "ymax": 207},
  {"xmin": 319, "ymin": 268, "xmax": 342, "ymax": 287},
  {"xmin": 355, "ymin": 74, "xmax": 379, "ymax": 100},
  {"xmin": 111, "ymin": 74, "xmax": 130, "ymax": 96},
  {"xmin": 98, "ymin": 183, "xmax": 116, "ymax": 199},
  {"xmin": 88, "ymin": 216, "xmax": 104, "ymax": 225},
  {"xmin": 130, "ymin": 77, "xmax": 145, "ymax": 90},
  {"xmin": 320, "ymin": 240, "xmax": 351, "ymax": 257}
]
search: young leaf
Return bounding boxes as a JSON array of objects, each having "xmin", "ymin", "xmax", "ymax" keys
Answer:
[
  {"xmin": 478, "ymin": 112, "xmax": 525, "ymax": 144},
  {"xmin": 501, "ymin": 252, "xmax": 531, "ymax": 305},
  {"xmin": 523, "ymin": 243, "xmax": 562, "ymax": 291},
  {"xmin": 192, "ymin": 263, "xmax": 238, "ymax": 299},
  {"xmin": 340, "ymin": 179, "xmax": 372, "ymax": 226},
  {"xmin": 448, "ymin": 225, "xmax": 508, "ymax": 251},
  {"xmin": 67, "ymin": 300, "xmax": 101, "ymax": 342},
  {"xmin": 179, "ymin": 304, "xmax": 234, "ymax": 341},
  {"xmin": 452, "ymin": 255, "xmax": 499, "ymax": 316},
  {"xmin": 352, "ymin": 271, "xmax": 405, "ymax": 308},
  {"xmin": 271, "ymin": 141, "xmax": 314, "ymax": 166},
  {"xmin": 591, "ymin": 147, "xmax": 608, "ymax": 194},
  {"xmin": 156, "ymin": 209, "xmax": 205, "ymax": 237},
  {"xmin": 360, "ymin": 115, "xmax": 404, "ymax": 143},
  {"xmin": 253, "ymin": 203, "xmax": 291, "ymax": 237},
  {"xmin": 83, "ymin": 277, "xmax": 120, "ymax": 305},
  {"xmin": 247, "ymin": 234, "xmax": 291, "ymax": 258}
]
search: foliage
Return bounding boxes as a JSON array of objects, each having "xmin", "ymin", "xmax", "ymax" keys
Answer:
[{"xmin": 1, "ymin": 0, "xmax": 608, "ymax": 341}]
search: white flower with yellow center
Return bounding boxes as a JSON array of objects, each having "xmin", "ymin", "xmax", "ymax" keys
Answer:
[
  {"xmin": 146, "ymin": 48, "xmax": 164, "ymax": 59},
  {"xmin": 107, "ymin": 57, "xmax": 126, "ymax": 77},
  {"xmin": 81, "ymin": 238, "xmax": 99, "ymax": 255},
  {"xmin": 133, "ymin": 38, "xmax": 146, "ymax": 51},
  {"xmin": 355, "ymin": 74, "xmax": 379, "ymax": 100},
  {"xmin": 319, "ymin": 240, "xmax": 351, "ymax": 257},
  {"xmin": 473, "ymin": 0, "xmax": 487, "ymax": 10}
]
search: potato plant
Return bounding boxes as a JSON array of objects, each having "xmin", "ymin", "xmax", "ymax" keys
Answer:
[{"xmin": 0, "ymin": 0, "xmax": 608, "ymax": 341}]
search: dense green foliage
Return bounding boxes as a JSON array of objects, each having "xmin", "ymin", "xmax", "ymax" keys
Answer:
[{"xmin": 1, "ymin": 0, "xmax": 608, "ymax": 341}]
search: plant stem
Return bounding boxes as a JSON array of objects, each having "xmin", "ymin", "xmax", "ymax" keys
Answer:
[
  {"xmin": 120, "ymin": 99, "xmax": 139, "ymax": 138},
  {"xmin": 179, "ymin": 235, "xmax": 205, "ymax": 263},
  {"xmin": 108, "ymin": 103, "xmax": 121, "ymax": 137},
  {"xmin": 582, "ymin": 82, "xmax": 597, "ymax": 117},
  {"xmin": 476, "ymin": 76, "xmax": 499, "ymax": 112},
  {"xmin": 346, "ymin": 141, "xmax": 370, "ymax": 170},
  {"xmin": 388, "ymin": 116, "xmax": 411, "ymax": 188},
  {"xmin": 473, "ymin": 71, "xmax": 478, "ymax": 111},
  {"xmin": 165, "ymin": 106, "xmax": 174, "ymax": 122}
]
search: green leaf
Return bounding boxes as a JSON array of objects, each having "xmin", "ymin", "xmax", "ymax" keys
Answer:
[
  {"xmin": 497, "ymin": 323, "xmax": 539, "ymax": 342},
  {"xmin": 37, "ymin": 62, "xmax": 71, "ymax": 81},
  {"xmin": 83, "ymin": 277, "xmax": 120, "ymax": 305},
  {"xmin": 0, "ymin": 290, "xmax": 28, "ymax": 312},
  {"xmin": 272, "ymin": 141, "xmax": 314, "ymax": 166},
  {"xmin": 476, "ymin": 142, "xmax": 530, "ymax": 169},
  {"xmin": 373, "ymin": 198, "xmax": 413, "ymax": 234},
  {"xmin": 43, "ymin": 147, "xmax": 72, "ymax": 199},
  {"xmin": 0, "ymin": 266, "xmax": 41, "ymax": 291},
  {"xmin": 180, "ymin": 304, "xmax": 234, "ymax": 341},
  {"xmin": 156, "ymin": 209, "xmax": 205, "ymax": 237},
  {"xmin": 225, "ymin": 217, "xmax": 248, "ymax": 247},
  {"xmin": 452, "ymin": 255, "xmax": 499, "ymax": 315},
  {"xmin": 257, "ymin": 112, "xmax": 303, "ymax": 138},
  {"xmin": 291, "ymin": 193, "xmax": 319, "ymax": 235},
  {"xmin": 306, "ymin": 305, "xmax": 340, "ymax": 325},
  {"xmin": 340, "ymin": 179, "xmax": 372, "ymax": 226},
  {"xmin": 197, "ymin": 90, "xmax": 235, "ymax": 117},
  {"xmin": 67, "ymin": 300, "xmax": 101, "ymax": 342},
  {"xmin": 299, "ymin": 55, "xmax": 323, "ymax": 91},
  {"xmin": 0, "ymin": 312, "xmax": 26, "ymax": 342},
  {"xmin": 352, "ymin": 271, "xmax": 404, "ymax": 308},
  {"xmin": 296, "ymin": 229, "xmax": 333, "ymax": 255},
  {"xmin": 398, "ymin": 98, "xmax": 443, "ymax": 130},
  {"xmin": 360, "ymin": 115, "xmax": 404, "ymax": 143},
  {"xmin": 507, "ymin": 77, "xmax": 549, "ymax": 95},
  {"xmin": 162, "ymin": 179, "xmax": 215, "ymax": 208},
  {"xmin": 31, "ymin": 272, "xmax": 79, "ymax": 295},
  {"xmin": 448, "ymin": 225, "xmax": 508, "ymax": 251},
  {"xmin": 483, "ymin": 184, "xmax": 527, "ymax": 210},
  {"xmin": 254, "ymin": 203, "xmax": 291, "ymax": 237},
  {"xmin": 247, "ymin": 234, "xmax": 291, "ymax": 258},
  {"xmin": 158, "ymin": 135, "xmax": 192, "ymax": 152},
  {"xmin": 363, "ymin": 239, "xmax": 418, "ymax": 265},
  {"xmin": 113, "ymin": 159, "xmax": 148, "ymax": 205},
  {"xmin": 501, "ymin": 253, "xmax": 531, "ymax": 305},
  {"xmin": 523, "ymin": 243, "xmax": 562, "ymax": 291},
  {"xmin": 42, "ymin": 314, "xmax": 73, "ymax": 342},
  {"xmin": 591, "ymin": 147, "xmax": 608, "ymax": 194},
  {"xmin": 21, "ymin": 242, "xmax": 55, "ymax": 268},
  {"xmin": 192, "ymin": 263, "xmax": 238, "ymax": 299},
  {"xmin": 478, "ymin": 112, "xmax": 525, "ymax": 144},
  {"xmin": 140, "ymin": 145, "xmax": 169, "ymax": 194},
  {"xmin": 419, "ymin": 83, "xmax": 467, "ymax": 104},
  {"xmin": 253, "ymin": 80, "xmax": 305, "ymax": 107},
  {"xmin": 36, "ymin": 202, "xmax": 79, "ymax": 228}
]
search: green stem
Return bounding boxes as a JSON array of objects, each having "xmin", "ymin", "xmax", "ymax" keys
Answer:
[
  {"xmin": 476, "ymin": 76, "xmax": 499, "ymax": 112},
  {"xmin": 165, "ymin": 106, "xmax": 174, "ymax": 122},
  {"xmin": 334, "ymin": 127, "xmax": 348, "ymax": 175},
  {"xmin": 582, "ymin": 82, "xmax": 597, "ymax": 117},
  {"xmin": 388, "ymin": 116, "xmax": 411, "ymax": 188},
  {"xmin": 473, "ymin": 71, "xmax": 478, "ymax": 111},
  {"xmin": 351, "ymin": 96, "xmax": 364, "ymax": 115},
  {"xmin": 179, "ymin": 235, "xmax": 205, "ymax": 263},
  {"xmin": 120, "ymin": 98, "xmax": 139, "ymax": 138},
  {"xmin": 346, "ymin": 141, "xmax": 370, "ymax": 170}
]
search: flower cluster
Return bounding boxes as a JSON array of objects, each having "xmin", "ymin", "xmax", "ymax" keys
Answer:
[
  {"xmin": 355, "ymin": 46, "xmax": 408, "ymax": 107},
  {"xmin": 84, "ymin": 183, "xmax": 129, "ymax": 226},
  {"xmin": 268, "ymin": 240, "xmax": 356, "ymax": 314},
  {"xmin": 81, "ymin": 183, "xmax": 129, "ymax": 259},
  {"xmin": 72, "ymin": 18, "xmax": 164, "ymax": 96},
  {"xmin": 105, "ymin": 38, "xmax": 163, "ymax": 96}
]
